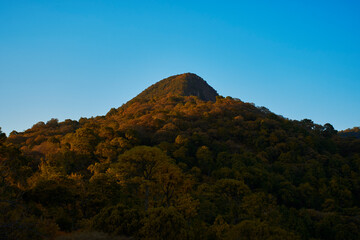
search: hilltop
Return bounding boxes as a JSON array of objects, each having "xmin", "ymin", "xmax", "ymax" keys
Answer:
[{"xmin": 130, "ymin": 73, "xmax": 218, "ymax": 103}]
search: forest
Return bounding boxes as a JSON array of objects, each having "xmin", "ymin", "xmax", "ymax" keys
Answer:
[{"xmin": 1, "ymin": 73, "xmax": 360, "ymax": 240}]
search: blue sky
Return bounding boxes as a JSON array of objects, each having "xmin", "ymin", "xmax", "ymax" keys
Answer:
[{"xmin": 1, "ymin": 0, "xmax": 359, "ymax": 135}]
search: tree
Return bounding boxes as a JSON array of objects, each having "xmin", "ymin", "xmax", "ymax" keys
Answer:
[
  {"xmin": 108, "ymin": 146, "xmax": 171, "ymax": 210},
  {"xmin": 0, "ymin": 127, "xmax": 6, "ymax": 143},
  {"xmin": 210, "ymin": 215, "xmax": 229, "ymax": 240},
  {"xmin": 196, "ymin": 146, "xmax": 215, "ymax": 175},
  {"xmin": 139, "ymin": 207, "xmax": 188, "ymax": 240},
  {"xmin": 91, "ymin": 204, "xmax": 143, "ymax": 236},
  {"xmin": 240, "ymin": 192, "xmax": 278, "ymax": 221},
  {"xmin": 66, "ymin": 128, "xmax": 98, "ymax": 154},
  {"xmin": 156, "ymin": 163, "xmax": 191, "ymax": 207},
  {"xmin": 215, "ymin": 179, "xmax": 250, "ymax": 223},
  {"xmin": 323, "ymin": 123, "xmax": 337, "ymax": 137},
  {"xmin": 225, "ymin": 220, "xmax": 300, "ymax": 240}
]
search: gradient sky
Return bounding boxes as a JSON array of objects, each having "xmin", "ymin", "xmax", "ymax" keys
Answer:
[{"xmin": 1, "ymin": 0, "xmax": 359, "ymax": 135}]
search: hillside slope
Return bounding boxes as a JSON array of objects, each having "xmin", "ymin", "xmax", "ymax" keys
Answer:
[{"xmin": 131, "ymin": 73, "xmax": 218, "ymax": 102}]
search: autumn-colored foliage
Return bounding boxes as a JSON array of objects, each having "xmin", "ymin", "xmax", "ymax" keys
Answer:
[{"xmin": 1, "ymin": 74, "xmax": 360, "ymax": 239}]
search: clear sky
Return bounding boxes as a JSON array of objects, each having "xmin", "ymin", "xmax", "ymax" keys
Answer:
[{"xmin": 1, "ymin": 0, "xmax": 359, "ymax": 135}]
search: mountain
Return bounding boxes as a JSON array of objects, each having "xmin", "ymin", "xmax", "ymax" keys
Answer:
[
  {"xmin": 131, "ymin": 73, "xmax": 218, "ymax": 102},
  {"xmin": 1, "ymin": 73, "xmax": 360, "ymax": 240}
]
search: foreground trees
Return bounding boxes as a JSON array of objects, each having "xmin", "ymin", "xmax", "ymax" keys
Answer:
[{"xmin": 108, "ymin": 146, "xmax": 194, "ymax": 211}]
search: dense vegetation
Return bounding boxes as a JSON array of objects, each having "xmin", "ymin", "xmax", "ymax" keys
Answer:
[
  {"xmin": 1, "ymin": 74, "xmax": 360, "ymax": 239},
  {"xmin": 339, "ymin": 127, "xmax": 360, "ymax": 139},
  {"xmin": 130, "ymin": 73, "xmax": 218, "ymax": 102}
]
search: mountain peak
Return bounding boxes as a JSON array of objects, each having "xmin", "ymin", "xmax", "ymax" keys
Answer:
[{"xmin": 132, "ymin": 73, "xmax": 219, "ymax": 102}]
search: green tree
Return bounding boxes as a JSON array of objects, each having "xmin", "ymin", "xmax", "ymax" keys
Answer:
[
  {"xmin": 139, "ymin": 207, "xmax": 188, "ymax": 240},
  {"xmin": 196, "ymin": 146, "xmax": 215, "ymax": 175},
  {"xmin": 225, "ymin": 220, "xmax": 300, "ymax": 240},
  {"xmin": 91, "ymin": 204, "xmax": 143, "ymax": 236},
  {"xmin": 109, "ymin": 146, "xmax": 179, "ymax": 210}
]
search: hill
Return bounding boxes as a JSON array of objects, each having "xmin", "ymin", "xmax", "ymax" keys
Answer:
[
  {"xmin": 1, "ymin": 73, "xmax": 360, "ymax": 240},
  {"xmin": 131, "ymin": 73, "xmax": 218, "ymax": 102}
]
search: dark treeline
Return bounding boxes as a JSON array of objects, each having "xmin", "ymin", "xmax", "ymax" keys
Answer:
[
  {"xmin": 1, "ymin": 74, "xmax": 360, "ymax": 240},
  {"xmin": 339, "ymin": 127, "xmax": 360, "ymax": 139}
]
